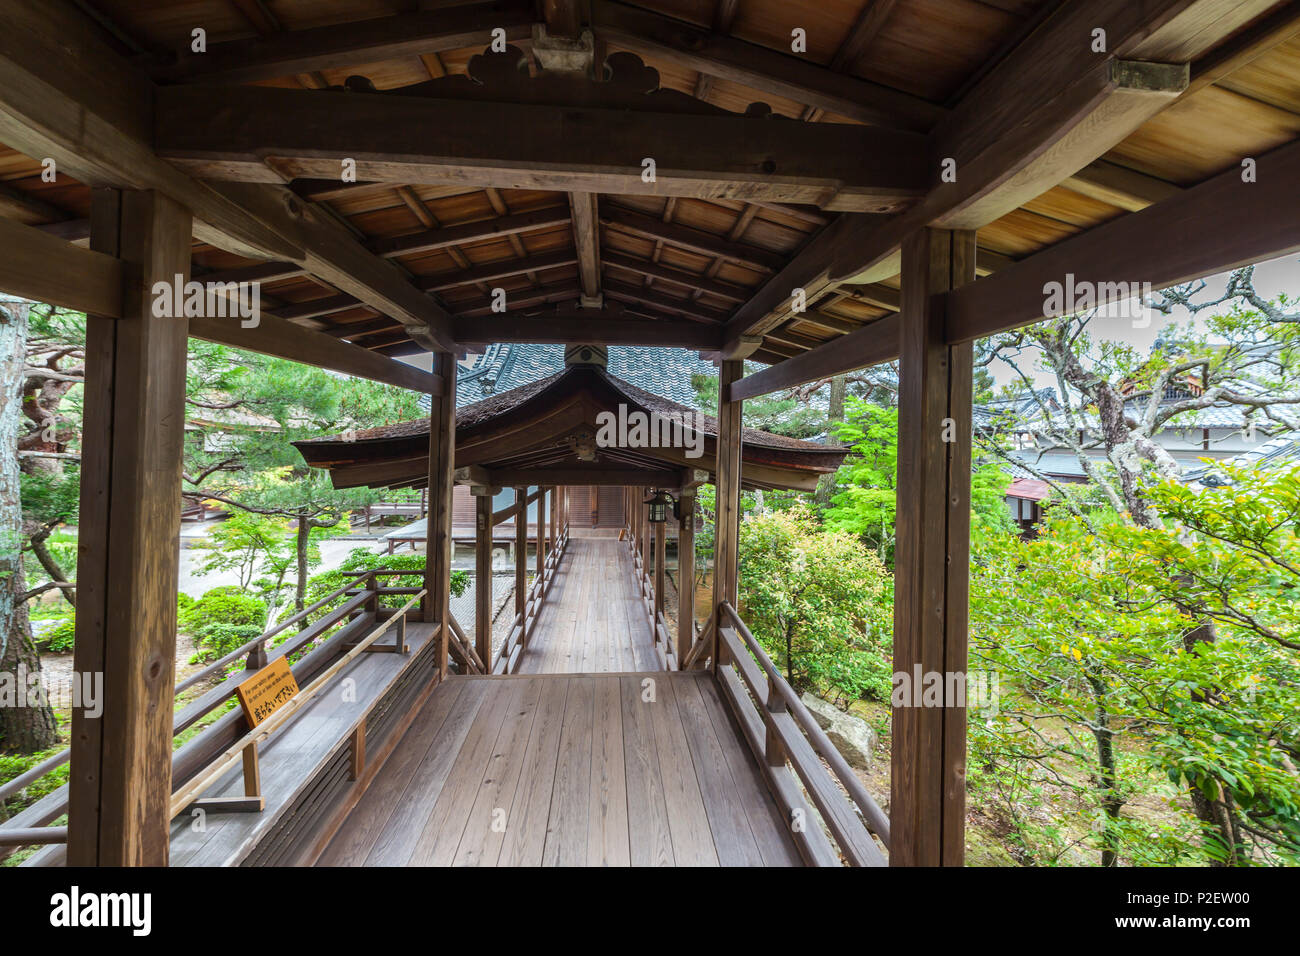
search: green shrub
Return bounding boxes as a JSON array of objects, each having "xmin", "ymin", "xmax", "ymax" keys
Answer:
[
  {"xmin": 34, "ymin": 616, "xmax": 76, "ymax": 654},
  {"xmin": 180, "ymin": 586, "xmax": 267, "ymax": 662}
]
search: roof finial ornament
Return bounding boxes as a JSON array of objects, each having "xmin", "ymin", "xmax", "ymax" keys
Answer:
[{"xmin": 565, "ymin": 345, "xmax": 608, "ymax": 368}]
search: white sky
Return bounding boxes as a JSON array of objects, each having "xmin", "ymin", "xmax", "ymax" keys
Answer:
[{"xmin": 986, "ymin": 253, "xmax": 1300, "ymax": 388}]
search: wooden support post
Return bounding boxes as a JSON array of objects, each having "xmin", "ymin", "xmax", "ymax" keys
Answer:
[
  {"xmin": 68, "ymin": 189, "xmax": 191, "ymax": 866},
  {"xmin": 474, "ymin": 489, "xmax": 493, "ymax": 667},
  {"xmin": 536, "ymin": 486, "xmax": 548, "ymax": 583},
  {"xmin": 548, "ymin": 485, "xmax": 557, "ymax": 550},
  {"xmin": 891, "ymin": 228, "xmax": 976, "ymax": 868},
  {"xmin": 423, "ymin": 351, "xmax": 457, "ymax": 683},
  {"xmin": 514, "ymin": 485, "xmax": 528, "ymax": 620},
  {"xmin": 654, "ymin": 517, "xmax": 666, "ymax": 624},
  {"xmin": 712, "ymin": 360, "xmax": 744, "ymax": 668},
  {"xmin": 676, "ymin": 491, "xmax": 696, "ymax": 663}
]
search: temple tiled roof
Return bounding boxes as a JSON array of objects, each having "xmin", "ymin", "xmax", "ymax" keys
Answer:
[{"xmin": 431, "ymin": 344, "xmax": 716, "ymax": 409}]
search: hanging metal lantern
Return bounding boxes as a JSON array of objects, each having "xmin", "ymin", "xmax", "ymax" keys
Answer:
[{"xmin": 644, "ymin": 489, "xmax": 672, "ymax": 524}]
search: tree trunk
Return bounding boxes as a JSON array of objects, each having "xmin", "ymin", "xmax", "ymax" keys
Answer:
[
  {"xmin": 1086, "ymin": 671, "xmax": 1123, "ymax": 866},
  {"xmin": 0, "ymin": 301, "xmax": 58, "ymax": 753},
  {"xmin": 295, "ymin": 510, "xmax": 310, "ymax": 621},
  {"xmin": 814, "ymin": 374, "xmax": 847, "ymax": 509},
  {"xmin": 1181, "ymin": 620, "xmax": 1246, "ymax": 864}
]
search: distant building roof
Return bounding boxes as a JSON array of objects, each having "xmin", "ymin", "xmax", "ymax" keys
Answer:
[
  {"xmin": 1180, "ymin": 431, "xmax": 1300, "ymax": 487},
  {"xmin": 423, "ymin": 344, "xmax": 717, "ymax": 409}
]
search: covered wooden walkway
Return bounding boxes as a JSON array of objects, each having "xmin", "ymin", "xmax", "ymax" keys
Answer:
[
  {"xmin": 318, "ymin": 672, "xmax": 801, "ymax": 867},
  {"xmin": 516, "ymin": 531, "xmax": 662, "ymax": 675}
]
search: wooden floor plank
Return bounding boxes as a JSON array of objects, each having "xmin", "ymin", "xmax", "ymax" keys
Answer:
[
  {"xmin": 518, "ymin": 534, "xmax": 661, "ymax": 674},
  {"xmin": 541, "ymin": 676, "xmax": 594, "ymax": 866},
  {"xmin": 692, "ymin": 673, "xmax": 804, "ymax": 866},
  {"xmin": 361, "ymin": 678, "xmax": 491, "ymax": 866},
  {"xmin": 496, "ymin": 677, "xmax": 571, "ymax": 866},
  {"xmin": 317, "ymin": 677, "xmax": 469, "ymax": 866},
  {"xmin": 312, "ymin": 673, "xmax": 815, "ymax": 867},
  {"xmin": 674, "ymin": 673, "xmax": 771, "ymax": 866},
  {"xmin": 451, "ymin": 677, "xmax": 544, "ymax": 866},
  {"xmin": 620, "ymin": 675, "xmax": 676, "ymax": 866},
  {"xmin": 648, "ymin": 673, "xmax": 720, "ymax": 866},
  {"xmin": 586, "ymin": 676, "xmax": 630, "ymax": 866},
  {"xmin": 407, "ymin": 678, "xmax": 528, "ymax": 865}
]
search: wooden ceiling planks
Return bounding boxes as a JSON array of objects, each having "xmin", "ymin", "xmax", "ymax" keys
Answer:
[{"xmin": 1, "ymin": 0, "xmax": 1298, "ymax": 365}]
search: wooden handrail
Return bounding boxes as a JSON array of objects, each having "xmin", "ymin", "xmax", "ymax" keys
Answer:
[
  {"xmin": 174, "ymin": 570, "xmax": 373, "ymax": 695},
  {"xmin": 717, "ymin": 601, "xmax": 890, "ymax": 864},
  {"xmin": 0, "ymin": 567, "xmax": 411, "ymax": 852},
  {"xmin": 170, "ymin": 590, "xmax": 425, "ymax": 818},
  {"xmin": 0, "ymin": 570, "xmax": 375, "ymax": 808}
]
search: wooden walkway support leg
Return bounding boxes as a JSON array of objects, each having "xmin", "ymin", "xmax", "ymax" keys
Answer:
[
  {"xmin": 474, "ymin": 489, "xmax": 493, "ymax": 667},
  {"xmin": 712, "ymin": 360, "xmax": 744, "ymax": 668},
  {"xmin": 69, "ymin": 189, "xmax": 191, "ymax": 866},
  {"xmin": 654, "ymin": 516, "xmax": 666, "ymax": 623},
  {"xmin": 514, "ymin": 485, "xmax": 528, "ymax": 621},
  {"xmin": 891, "ymin": 228, "xmax": 976, "ymax": 867},
  {"xmin": 423, "ymin": 351, "xmax": 456, "ymax": 681},
  {"xmin": 676, "ymin": 491, "xmax": 696, "ymax": 662},
  {"xmin": 536, "ymin": 486, "xmax": 547, "ymax": 582}
]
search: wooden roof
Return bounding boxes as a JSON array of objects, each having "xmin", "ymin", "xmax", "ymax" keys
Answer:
[
  {"xmin": 3, "ymin": 0, "xmax": 1299, "ymax": 373},
  {"xmin": 294, "ymin": 363, "xmax": 848, "ymax": 491}
]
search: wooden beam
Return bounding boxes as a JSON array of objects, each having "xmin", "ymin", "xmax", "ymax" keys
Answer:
[
  {"xmin": 148, "ymin": 1, "xmax": 535, "ymax": 84},
  {"xmin": 366, "ymin": 207, "xmax": 570, "ymax": 259},
  {"xmin": 712, "ymin": 360, "xmax": 744, "ymax": 667},
  {"xmin": 453, "ymin": 312, "xmax": 723, "ymax": 348},
  {"xmin": 569, "ymin": 192, "xmax": 601, "ymax": 301},
  {"xmin": 1062, "ymin": 160, "xmax": 1183, "ymax": 212},
  {"xmin": 486, "ymin": 467, "xmax": 681, "ymax": 486},
  {"xmin": 602, "ymin": 206, "xmax": 787, "ymax": 272},
  {"xmin": 724, "ymin": 0, "xmax": 1268, "ymax": 351},
  {"xmin": 69, "ymin": 189, "xmax": 191, "ymax": 866},
  {"xmin": 189, "ymin": 311, "xmax": 444, "ymax": 393},
  {"xmin": 891, "ymin": 228, "xmax": 975, "ymax": 867},
  {"xmin": 418, "ymin": 250, "xmax": 578, "ymax": 292},
  {"xmin": 154, "ymin": 84, "xmax": 930, "ymax": 213},
  {"xmin": 729, "ymin": 315, "xmax": 898, "ymax": 401},
  {"xmin": 0, "ymin": 0, "xmax": 455, "ymax": 349},
  {"xmin": 602, "ymin": 249, "xmax": 749, "ymax": 301},
  {"xmin": 593, "ymin": 0, "xmax": 942, "ymax": 131},
  {"xmin": 474, "ymin": 492, "xmax": 493, "ymax": 667},
  {"xmin": 945, "ymin": 137, "xmax": 1300, "ymax": 346},
  {"xmin": 0, "ymin": 216, "xmax": 124, "ymax": 316},
  {"xmin": 424, "ymin": 352, "xmax": 456, "ymax": 677}
]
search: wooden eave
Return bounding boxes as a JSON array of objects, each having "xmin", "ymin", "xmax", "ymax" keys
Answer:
[{"xmin": 293, "ymin": 364, "xmax": 847, "ymax": 491}]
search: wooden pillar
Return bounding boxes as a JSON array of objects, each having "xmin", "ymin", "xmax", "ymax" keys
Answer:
[
  {"xmin": 548, "ymin": 485, "xmax": 557, "ymax": 549},
  {"xmin": 712, "ymin": 360, "xmax": 744, "ymax": 667},
  {"xmin": 891, "ymin": 227, "xmax": 976, "ymax": 868},
  {"xmin": 536, "ymin": 486, "xmax": 547, "ymax": 582},
  {"xmin": 514, "ymin": 486, "xmax": 528, "ymax": 620},
  {"xmin": 676, "ymin": 491, "xmax": 696, "ymax": 662},
  {"xmin": 424, "ymin": 352, "xmax": 457, "ymax": 684},
  {"xmin": 653, "ymin": 512, "xmax": 665, "ymax": 615},
  {"xmin": 69, "ymin": 189, "xmax": 191, "ymax": 866},
  {"xmin": 473, "ymin": 489, "xmax": 493, "ymax": 666}
]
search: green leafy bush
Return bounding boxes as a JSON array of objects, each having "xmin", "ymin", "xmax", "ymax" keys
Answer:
[
  {"xmin": 179, "ymin": 586, "xmax": 267, "ymax": 662},
  {"xmin": 33, "ymin": 615, "xmax": 76, "ymax": 654}
]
